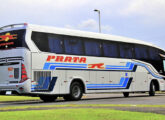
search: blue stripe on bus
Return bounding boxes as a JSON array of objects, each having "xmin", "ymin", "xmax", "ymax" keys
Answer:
[
  {"xmin": 106, "ymin": 62, "xmax": 163, "ymax": 79},
  {"xmin": 106, "ymin": 62, "xmax": 131, "ymax": 68},
  {"xmin": 43, "ymin": 62, "xmax": 164, "ymax": 79},
  {"xmin": 134, "ymin": 62, "xmax": 163, "ymax": 79},
  {"xmin": 105, "ymin": 62, "xmax": 134, "ymax": 71},
  {"xmin": 50, "ymin": 65, "xmax": 87, "ymax": 70},
  {"xmin": 86, "ymin": 77, "xmax": 130, "ymax": 89},
  {"xmin": 31, "ymin": 77, "xmax": 57, "ymax": 91},
  {"xmin": 43, "ymin": 63, "xmax": 88, "ymax": 70},
  {"xmin": 87, "ymin": 77, "xmax": 125, "ymax": 86}
]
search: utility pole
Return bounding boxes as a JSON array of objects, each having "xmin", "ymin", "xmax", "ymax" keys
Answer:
[{"xmin": 94, "ymin": 9, "xmax": 101, "ymax": 33}]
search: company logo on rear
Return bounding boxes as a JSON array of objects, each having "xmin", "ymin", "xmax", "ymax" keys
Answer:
[
  {"xmin": 0, "ymin": 33, "xmax": 17, "ymax": 42},
  {"xmin": 0, "ymin": 33, "xmax": 17, "ymax": 47}
]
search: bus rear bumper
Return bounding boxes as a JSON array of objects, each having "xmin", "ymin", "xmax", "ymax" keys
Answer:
[{"xmin": 0, "ymin": 79, "xmax": 31, "ymax": 95}]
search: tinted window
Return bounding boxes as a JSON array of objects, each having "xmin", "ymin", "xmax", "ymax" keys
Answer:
[
  {"xmin": 84, "ymin": 40, "xmax": 102, "ymax": 56},
  {"xmin": 48, "ymin": 34, "xmax": 63, "ymax": 54},
  {"xmin": 32, "ymin": 32, "xmax": 49, "ymax": 52},
  {"xmin": 148, "ymin": 47, "xmax": 161, "ymax": 60},
  {"xmin": 0, "ymin": 30, "xmax": 27, "ymax": 50},
  {"xmin": 64, "ymin": 37, "xmax": 84, "ymax": 55},
  {"xmin": 103, "ymin": 42, "xmax": 119, "ymax": 58},
  {"xmin": 119, "ymin": 43, "xmax": 133, "ymax": 59},
  {"xmin": 135, "ymin": 45, "xmax": 149, "ymax": 60}
]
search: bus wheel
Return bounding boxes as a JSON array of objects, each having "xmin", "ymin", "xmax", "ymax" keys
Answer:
[
  {"xmin": 40, "ymin": 95, "xmax": 57, "ymax": 102},
  {"xmin": 64, "ymin": 82, "xmax": 83, "ymax": 101},
  {"xmin": 123, "ymin": 92, "xmax": 129, "ymax": 97},
  {"xmin": 149, "ymin": 82, "xmax": 156, "ymax": 96}
]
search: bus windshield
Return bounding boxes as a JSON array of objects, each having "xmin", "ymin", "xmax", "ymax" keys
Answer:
[{"xmin": 0, "ymin": 29, "xmax": 26, "ymax": 50}]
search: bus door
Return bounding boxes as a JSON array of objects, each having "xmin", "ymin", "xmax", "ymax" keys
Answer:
[{"xmin": 132, "ymin": 65, "xmax": 148, "ymax": 91}]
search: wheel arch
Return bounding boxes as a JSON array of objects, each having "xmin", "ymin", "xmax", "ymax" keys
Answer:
[
  {"xmin": 70, "ymin": 78, "xmax": 86, "ymax": 93},
  {"xmin": 150, "ymin": 79, "xmax": 160, "ymax": 91}
]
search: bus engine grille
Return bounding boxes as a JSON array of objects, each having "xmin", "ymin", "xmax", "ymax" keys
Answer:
[{"xmin": 32, "ymin": 71, "xmax": 52, "ymax": 91}]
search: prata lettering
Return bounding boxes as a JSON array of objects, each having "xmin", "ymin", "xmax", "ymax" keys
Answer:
[{"xmin": 46, "ymin": 56, "xmax": 87, "ymax": 63}]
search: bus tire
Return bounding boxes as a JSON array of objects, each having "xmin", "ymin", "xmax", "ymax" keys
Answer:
[
  {"xmin": 123, "ymin": 92, "xmax": 129, "ymax": 97},
  {"xmin": 40, "ymin": 95, "xmax": 57, "ymax": 102},
  {"xmin": 149, "ymin": 82, "xmax": 156, "ymax": 96},
  {"xmin": 64, "ymin": 82, "xmax": 83, "ymax": 101}
]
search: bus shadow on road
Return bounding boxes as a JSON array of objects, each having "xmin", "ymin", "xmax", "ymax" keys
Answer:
[{"xmin": 1, "ymin": 93, "xmax": 164, "ymax": 106}]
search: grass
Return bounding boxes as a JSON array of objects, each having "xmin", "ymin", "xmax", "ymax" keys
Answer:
[
  {"xmin": 1, "ymin": 95, "xmax": 165, "ymax": 111},
  {"xmin": 0, "ymin": 95, "xmax": 39, "ymax": 102},
  {"xmin": 1, "ymin": 95, "xmax": 165, "ymax": 120},
  {"xmin": 0, "ymin": 108, "xmax": 165, "ymax": 120},
  {"xmin": 1, "ymin": 104, "xmax": 165, "ymax": 111}
]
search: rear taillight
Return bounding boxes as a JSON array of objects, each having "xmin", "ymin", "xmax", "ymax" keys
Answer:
[{"xmin": 19, "ymin": 64, "xmax": 28, "ymax": 83}]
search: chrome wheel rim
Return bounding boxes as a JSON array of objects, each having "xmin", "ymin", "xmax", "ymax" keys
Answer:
[{"xmin": 72, "ymin": 85, "xmax": 80, "ymax": 98}]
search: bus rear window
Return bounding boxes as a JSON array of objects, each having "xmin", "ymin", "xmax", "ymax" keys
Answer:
[{"xmin": 0, "ymin": 29, "xmax": 26, "ymax": 50}]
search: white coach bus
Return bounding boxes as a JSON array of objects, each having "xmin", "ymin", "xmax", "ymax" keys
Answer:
[{"xmin": 0, "ymin": 23, "xmax": 165, "ymax": 102}]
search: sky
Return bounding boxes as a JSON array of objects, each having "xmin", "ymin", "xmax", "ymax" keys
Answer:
[{"xmin": 0, "ymin": 0, "xmax": 165, "ymax": 49}]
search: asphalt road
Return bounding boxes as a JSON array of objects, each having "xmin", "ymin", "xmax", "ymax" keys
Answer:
[{"xmin": 0, "ymin": 93, "xmax": 165, "ymax": 107}]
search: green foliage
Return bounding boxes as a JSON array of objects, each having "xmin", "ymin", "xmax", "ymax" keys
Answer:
[
  {"xmin": 0, "ymin": 95, "xmax": 39, "ymax": 102},
  {"xmin": 0, "ymin": 108, "xmax": 164, "ymax": 120}
]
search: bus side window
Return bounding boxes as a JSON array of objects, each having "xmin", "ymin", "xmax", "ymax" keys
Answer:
[
  {"xmin": 47, "ymin": 34, "xmax": 64, "ymax": 54},
  {"xmin": 119, "ymin": 43, "xmax": 133, "ymax": 59},
  {"xmin": 135, "ymin": 45, "xmax": 149, "ymax": 60},
  {"xmin": 148, "ymin": 47, "xmax": 161, "ymax": 61},
  {"xmin": 31, "ymin": 32, "xmax": 49, "ymax": 52},
  {"xmin": 103, "ymin": 42, "xmax": 119, "ymax": 58},
  {"xmin": 84, "ymin": 39, "xmax": 102, "ymax": 56},
  {"xmin": 64, "ymin": 37, "xmax": 84, "ymax": 55}
]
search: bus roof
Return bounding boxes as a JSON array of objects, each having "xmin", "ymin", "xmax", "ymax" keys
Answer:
[
  {"xmin": 28, "ymin": 24, "xmax": 164, "ymax": 51},
  {"xmin": 0, "ymin": 23, "xmax": 163, "ymax": 51}
]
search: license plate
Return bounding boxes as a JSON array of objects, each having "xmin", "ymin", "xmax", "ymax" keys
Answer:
[{"xmin": 6, "ymin": 91, "xmax": 12, "ymax": 95}]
